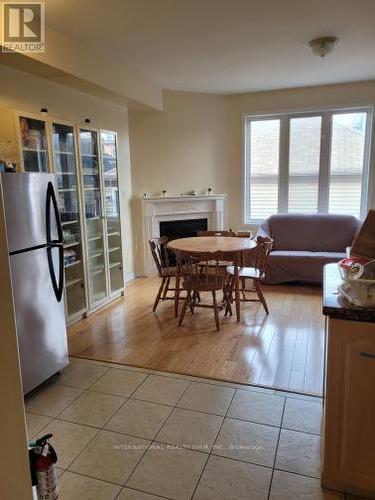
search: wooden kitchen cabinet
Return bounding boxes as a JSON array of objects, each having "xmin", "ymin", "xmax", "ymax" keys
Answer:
[{"xmin": 322, "ymin": 265, "xmax": 375, "ymax": 498}]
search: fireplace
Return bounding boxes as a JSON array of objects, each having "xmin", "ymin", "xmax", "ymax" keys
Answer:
[{"xmin": 141, "ymin": 193, "xmax": 226, "ymax": 275}]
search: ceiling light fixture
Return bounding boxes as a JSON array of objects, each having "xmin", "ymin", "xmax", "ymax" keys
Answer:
[{"xmin": 308, "ymin": 36, "xmax": 339, "ymax": 57}]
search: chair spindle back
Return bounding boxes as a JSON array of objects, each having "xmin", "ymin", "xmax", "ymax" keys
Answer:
[
  {"xmin": 254, "ymin": 236, "xmax": 273, "ymax": 275},
  {"xmin": 149, "ymin": 236, "xmax": 170, "ymax": 277}
]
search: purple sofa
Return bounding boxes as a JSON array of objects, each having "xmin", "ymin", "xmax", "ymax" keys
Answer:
[{"xmin": 257, "ymin": 214, "xmax": 360, "ymax": 284}]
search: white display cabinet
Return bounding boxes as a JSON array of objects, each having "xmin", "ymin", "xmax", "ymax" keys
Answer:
[{"xmin": 10, "ymin": 110, "xmax": 125, "ymax": 323}]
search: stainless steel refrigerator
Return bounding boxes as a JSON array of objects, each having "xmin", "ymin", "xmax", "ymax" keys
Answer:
[{"xmin": 1, "ymin": 172, "xmax": 68, "ymax": 395}]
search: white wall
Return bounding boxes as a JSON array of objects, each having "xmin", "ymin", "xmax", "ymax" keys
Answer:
[
  {"xmin": 129, "ymin": 90, "xmax": 228, "ymax": 198},
  {"xmin": 129, "ymin": 82, "xmax": 375, "ymax": 272},
  {"xmin": 0, "ymin": 25, "xmax": 163, "ymax": 110},
  {"xmin": 0, "ymin": 63, "xmax": 134, "ymax": 280},
  {"xmin": 129, "ymin": 90, "xmax": 228, "ymax": 273}
]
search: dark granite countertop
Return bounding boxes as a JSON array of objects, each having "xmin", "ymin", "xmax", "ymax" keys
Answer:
[{"xmin": 323, "ymin": 263, "xmax": 375, "ymax": 323}]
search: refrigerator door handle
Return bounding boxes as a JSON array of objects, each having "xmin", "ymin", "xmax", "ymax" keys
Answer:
[
  {"xmin": 47, "ymin": 244, "xmax": 64, "ymax": 302},
  {"xmin": 46, "ymin": 181, "xmax": 63, "ymax": 245}
]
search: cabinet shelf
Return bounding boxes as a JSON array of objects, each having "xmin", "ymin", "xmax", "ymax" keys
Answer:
[
  {"xmin": 91, "ymin": 292, "xmax": 106, "ymax": 303},
  {"xmin": 62, "ymin": 220, "xmax": 79, "ymax": 226},
  {"xmin": 109, "ymin": 261, "xmax": 122, "ymax": 269},
  {"xmin": 108, "ymin": 231, "xmax": 120, "ymax": 237},
  {"xmin": 91, "ymin": 267, "xmax": 105, "ymax": 276},
  {"xmin": 65, "ymin": 259, "xmax": 81, "ymax": 269},
  {"xmin": 88, "ymin": 235, "xmax": 103, "ymax": 242},
  {"xmin": 89, "ymin": 252, "xmax": 104, "ymax": 260},
  {"xmin": 109, "ymin": 246, "xmax": 120, "ymax": 253},
  {"xmin": 22, "ymin": 147, "xmax": 47, "ymax": 153},
  {"xmin": 64, "ymin": 241, "xmax": 80, "ymax": 249},
  {"xmin": 66, "ymin": 278, "xmax": 83, "ymax": 287}
]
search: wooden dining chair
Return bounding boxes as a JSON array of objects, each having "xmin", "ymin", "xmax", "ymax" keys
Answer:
[
  {"xmin": 197, "ymin": 230, "xmax": 236, "ymax": 269},
  {"xmin": 226, "ymin": 236, "xmax": 273, "ymax": 314},
  {"xmin": 149, "ymin": 236, "xmax": 181, "ymax": 312},
  {"xmin": 197, "ymin": 230, "xmax": 237, "ymax": 237},
  {"xmin": 235, "ymin": 230, "xmax": 254, "ymax": 275},
  {"xmin": 178, "ymin": 250, "xmax": 239, "ymax": 331},
  {"xmin": 236, "ymin": 231, "xmax": 253, "ymax": 238}
]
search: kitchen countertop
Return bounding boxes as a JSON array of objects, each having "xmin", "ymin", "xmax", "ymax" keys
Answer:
[{"xmin": 323, "ymin": 263, "xmax": 375, "ymax": 323}]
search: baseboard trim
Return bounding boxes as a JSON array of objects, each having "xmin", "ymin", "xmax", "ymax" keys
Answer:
[{"xmin": 124, "ymin": 272, "xmax": 136, "ymax": 282}]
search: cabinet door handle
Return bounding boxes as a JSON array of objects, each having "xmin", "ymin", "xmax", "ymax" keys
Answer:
[{"xmin": 360, "ymin": 352, "xmax": 375, "ymax": 359}]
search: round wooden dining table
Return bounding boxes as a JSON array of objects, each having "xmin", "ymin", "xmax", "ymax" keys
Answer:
[
  {"xmin": 167, "ymin": 236, "xmax": 257, "ymax": 320},
  {"xmin": 167, "ymin": 236, "xmax": 256, "ymax": 255}
]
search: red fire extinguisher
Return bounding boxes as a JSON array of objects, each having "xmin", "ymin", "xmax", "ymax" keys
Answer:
[{"xmin": 29, "ymin": 434, "xmax": 59, "ymax": 500}]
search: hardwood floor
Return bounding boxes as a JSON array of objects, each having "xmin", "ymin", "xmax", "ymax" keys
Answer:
[{"xmin": 68, "ymin": 277, "xmax": 325, "ymax": 395}]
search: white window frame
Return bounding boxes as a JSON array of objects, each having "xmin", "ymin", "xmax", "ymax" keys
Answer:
[{"xmin": 242, "ymin": 106, "xmax": 374, "ymax": 225}]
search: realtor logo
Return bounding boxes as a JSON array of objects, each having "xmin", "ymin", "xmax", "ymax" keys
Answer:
[{"xmin": 2, "ymin": 2, "xmax": 45, "ymax": 53}]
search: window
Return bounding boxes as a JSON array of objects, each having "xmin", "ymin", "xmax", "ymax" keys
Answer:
[{"xmin": 244, "ymin": 108, "xmax": 372, "ymax": 223}]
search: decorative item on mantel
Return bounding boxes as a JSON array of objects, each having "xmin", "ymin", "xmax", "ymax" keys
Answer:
[
  {"xmin": 180, "ymin": 190, "xmax": 197, "ymax": 196},
  {"xmin": 162, "ymin": 190, "xmax": 167, "ymax": 197},
  {"xmin": 207, "ymin": 188, "xmax": 212, "ymax": 195}
]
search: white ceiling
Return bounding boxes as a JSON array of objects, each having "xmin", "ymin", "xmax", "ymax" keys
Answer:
[{"xmin": 45, "ymin": 0, "xmax": 375, "ymax": 94}]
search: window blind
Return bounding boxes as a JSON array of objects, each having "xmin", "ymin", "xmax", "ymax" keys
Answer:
[{"xmin": 244, "ymin": 108, "xmax": 371, "ymax": 223}]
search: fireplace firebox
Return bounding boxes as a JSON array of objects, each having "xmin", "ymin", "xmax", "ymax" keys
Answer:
[
  {"xmin": 160, "ymin": 218, "xmax": 208, "ymax": 265},
  {"xmin": 160, "ymin": 218, "xmax": 208, "ymax": 241}
]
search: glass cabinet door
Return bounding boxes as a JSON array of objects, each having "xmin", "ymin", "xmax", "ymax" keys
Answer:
[
  {"xmin": 79, "ymin": 129, "xmax": 107, "ymax": 306},
  {"xmin": 19, "ymin": 116, "xmax": 49, "ymax": 172},
  {"xmin": 52, "ymin": 123, "xmax": 86, "ymax": 319},
  {"xmin": 100, "ymin": 131, "xmax": 124, "ymax": 295}
]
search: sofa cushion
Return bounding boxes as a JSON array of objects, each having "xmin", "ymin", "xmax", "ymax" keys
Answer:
[
  {"xmin": 267, "ymin": 214, "xmax": 359, "ymax": 252},
  {"xmin": 270, "ymin": 250, "xmax": 346, "ymax": 259},
  {"xmin": 265, "ymin": 250, "xmax": 346, "ymax": 284}
]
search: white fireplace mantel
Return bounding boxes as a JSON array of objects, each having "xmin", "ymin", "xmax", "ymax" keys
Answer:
[{"xmin": 141, "ymin": 194, "xmax": 226, "ymax": 275}]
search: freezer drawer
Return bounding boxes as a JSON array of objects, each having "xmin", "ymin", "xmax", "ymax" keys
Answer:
[
  {"xmin": 10, "ymin": 246, "xmax": 68, "ymax": 394},
  {"xmin": 1, "ymin": 172, "xmax": 59, "ymax": 253}
]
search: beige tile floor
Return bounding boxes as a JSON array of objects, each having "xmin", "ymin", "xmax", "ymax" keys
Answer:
[{"xmin": 25, "ymin": 358, "xmax": 354, "ymax": 500}]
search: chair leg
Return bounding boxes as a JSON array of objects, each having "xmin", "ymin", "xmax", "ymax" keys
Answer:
[
  {"xmin": 212, "ymin": 290, "xmax": 220, "ymax": 331},
  {"xmin": 224, "ymin": 277, "xmax": 233, "ymax": 317},
  {"xmin": 162, "ymin": 277, "xmax": 171, "ymax": 299},
  {"xmin": 254, "ymin": 279, "xmax": 269, "ymax": 314},
  {"xmin": 174, "ymin": 275, "xmax": 181, "ymax": 318},
  {"xmin": 189, "ymin": 290, "xmax": 195, "ymax": 314},
  {"xmin": 234, "ymin": 276, "xmax": 241, "ymax": 322},
  {"xmin": 178, "ymin": 288, "xmax": 190, "ymax": 326},
  {"xmin": 190, "ymin": 291, "xmax": 197, "ymax": 314},
  {"xmin": 153, "ymin": 277, "xmax": 166, "ymax": 312},
  {"xmin": 241, "ymin": 277, "xmax": 247, "ymax": 300}
]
